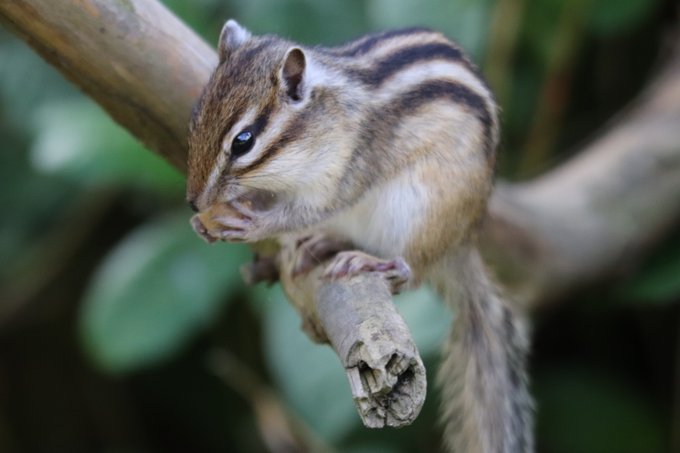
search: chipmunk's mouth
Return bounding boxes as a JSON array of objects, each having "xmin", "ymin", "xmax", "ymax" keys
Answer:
[
  {"xmin": 190, "ymin": 201, "xmax": 251, "ymax": 243},
  {"xmin": 189, "ymin": 189, "xmax": 278, "ymax": 244},
  {"xmin": 190, "ymin": 214, "xmax": 217, "ymax": 243}
]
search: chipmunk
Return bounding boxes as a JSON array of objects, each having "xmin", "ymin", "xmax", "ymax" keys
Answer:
[{"xmin": 187, "ymin": 20, "xmax": 533, "ymax": 453}]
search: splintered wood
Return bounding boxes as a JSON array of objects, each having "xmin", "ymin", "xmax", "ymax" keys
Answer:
[
  {"xmin": 275, "ymin": 236, "xmax": 427, "ymax": 428},
  {"xmin": 317, "ymin": 278, "xmax": 426, "ymax": 427}
]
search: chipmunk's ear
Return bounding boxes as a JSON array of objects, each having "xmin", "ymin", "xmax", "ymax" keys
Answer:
[
  {"xmin": 218, "ymin": 19, "xmax": 251, "ymax": 61},
  {"xmin": 281, "ymin": 47, "xmax": 306, "ymax": 102}
]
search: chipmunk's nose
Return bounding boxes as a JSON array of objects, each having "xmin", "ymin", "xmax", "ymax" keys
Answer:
[{"xmin": 187, "ymin": 198, "xmax": 199, "ymax": 213}]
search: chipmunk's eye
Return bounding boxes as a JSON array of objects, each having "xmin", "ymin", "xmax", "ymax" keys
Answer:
[{"xmin": 231, "ymin": 130, "xmax": 255, "ymax": 158}]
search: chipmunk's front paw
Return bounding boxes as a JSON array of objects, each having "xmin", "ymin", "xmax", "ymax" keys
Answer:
[
  {"xmin": 190, "ymin": 199, "xmax": 270, "ymax": 243},
  {"xmin": 323, "ymin": 251, "xmax": 412, "ymax": 294},
  {"xmin": 292, "ymin": 234, "xmax": 353, "ymax": 277}
]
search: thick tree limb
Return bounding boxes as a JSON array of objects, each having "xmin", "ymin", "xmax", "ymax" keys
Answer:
[
  {"xmin": 2, "ymin": 0, "xmax": 680, "ymax": 426},
  {"xmin": 481, "ymin": 48, "xmax": 680, "ymax": 306},
  {"xmin": 0, "ymin": 0, "xmax": 216, "ymax": 172}
]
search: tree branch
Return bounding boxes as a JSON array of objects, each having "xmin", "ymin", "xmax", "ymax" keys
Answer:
[
  {"xmin": 482, "ymin": 44, "xmax": 680, "ymax": 306},
  {"xmin": 276, "ymin": 236, "xmax": 426, "ymax": 427},
  {"xmin": 3, "ymin": 0, "xmax": 680, "ymax": 426},
  {"xmin": 0, "ymin": 0, "xmax": 216, "ymax": 172}
]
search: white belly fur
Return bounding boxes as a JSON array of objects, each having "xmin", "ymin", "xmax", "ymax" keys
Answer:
[{"xmin": 323, "ymin": 169, "xmax": 427, "ymax": 259}]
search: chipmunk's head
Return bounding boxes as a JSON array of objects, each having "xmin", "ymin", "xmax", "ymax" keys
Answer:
[{"xmin": 187, "ymin": 20, "xmax": 345, "ymax": 216}]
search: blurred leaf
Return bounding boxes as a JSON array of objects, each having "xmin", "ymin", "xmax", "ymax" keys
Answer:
[
  {"xmin": 0, "ymin": 29, "xmax": 77, "ymax": 132},
  {"xmin": 617, "ymin": 234, "xmax": 680, "ymax": 304},
  {"xmin": 80, "ymin": 211, "xmax": 251, "ymax": 373},
  {"xmin": 589, "ymin": 0, "xmax": 659, "ymax": 36},
  {"xmin": 0, "ymin": 33, "xmax": 83, "ymax": 272},
  {"xmin": 535, "ymin": 367, "xmax": 666, "ymax": 453},
  {"xmin": 30, "ymin": 99, "xmax": 184, "ymax": 194},
  {"xmin": 0, "ymin": 126, "xmax": 80, "ymax": 280}
]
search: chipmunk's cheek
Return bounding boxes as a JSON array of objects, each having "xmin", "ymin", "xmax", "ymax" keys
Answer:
[{"xmin": 243, "ymin": 189, "xmax": 278, "ymax": 212}]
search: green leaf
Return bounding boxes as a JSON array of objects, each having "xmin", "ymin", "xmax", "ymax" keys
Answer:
[
  {"xmin": 30, "ymin": 99, "xmax": 184, "ymax": 193},
  {"xmin": 80, "ymin": 211, "xmax": 251, "ymax": 374},
  {"xmin": 589, "ymin": 0, "xmax": 659, "ymax": 36}
]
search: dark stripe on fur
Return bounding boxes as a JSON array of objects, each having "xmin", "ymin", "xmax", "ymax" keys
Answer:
[
  {"xmin": 224, "ymin": 106, "xmax": 272, "ymax": 166},
  {"xmin": 232, "ymin": 88, "xmax": 337, "ymax": 177},
  {"xmin": 346, "ymin": 43, "xmax": 473, "ymax": 86},
  {"xmin": 327, "ymin": 27, "xmax": 434, "ymax": 57},
  {"xmin": 394, "ymin": 80, "xmax": 493, "ymax": 154},
  {"xmin": 252, "ymin": 107, "xmax": 272, "ymax": 135},
  {"xmin": 233, "ymin": 38, "xmax": 276, "ymax": 66},
  {"xmin": 232, "ymin": 113, "xmax": 305, "ymax": 177},
  {"xmin": 219, "ymin": 106, "xmax": 246, "ymax": 145},
  {"xmin": 336, "ymin": 79, "xmax": 494, "ymax": 203},
  {"xmin": 188, "ymin": 80, "xmax": 246, "ymax": 196},
  {"xmin": 239, "ymin": 105, "xmax": 271, "ymax": 142}
]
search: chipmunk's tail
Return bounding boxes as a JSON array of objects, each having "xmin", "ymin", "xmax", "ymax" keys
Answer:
[{"xmin": 435, "ymin": 248, "xmax": 534, "ymax": 453}]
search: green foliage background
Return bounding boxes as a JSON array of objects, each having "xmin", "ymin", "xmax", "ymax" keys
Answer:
[{"xmin": 0, "ymin": 0, "xmax": 677, "ymax": 452}]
